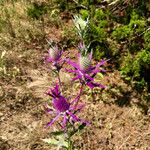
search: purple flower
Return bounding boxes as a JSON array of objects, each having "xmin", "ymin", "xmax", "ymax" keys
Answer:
[
  {"xmin": 45, "ymin": 84, "xmax": 88, "ymax": 128},
  {"xmin": 66, "ymin": 53, "xmax": 107, "ymax": 89},
  {"xmin": 47, "ymin": 45, "xmax": 62, "ymax": 62},
  {"xmin": 45, "ymin": 45, "xmax": 63, "ymax": 70}
]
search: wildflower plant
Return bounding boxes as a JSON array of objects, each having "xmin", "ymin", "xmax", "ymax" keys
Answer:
[
  {"xmin": 43, "ymin": 16, "xmax": 107, "ymax": 150},
  {"xmin": 66, "ymin": 43, "xmax": 107, "ymax": 89},
  {"xmin": 45, "ymin": 40, "xmax": 64, "ymax": 71},
  {"xmin": 46, "ymin": 84, "xmax": 87, "ymax": 128},
  {"xmin": 73, "ymin": 15, "xmax": 89, "ymax": 39}
]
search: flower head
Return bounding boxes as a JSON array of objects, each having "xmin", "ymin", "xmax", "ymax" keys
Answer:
[
  {"xmin": 73, "ymin": 15, "xmax": 88, "ymax": 38},
  {"xmin": 79, "ymin": 53, "xmax": 92, "ymax": 72},
  {"xmin": 45, "ymin": 42, "xmax": 63, "ymax": 71},
  {"xmin": 45, "ymin": 84, "xmax": 88, "ymax": 128},
  {"xmin": 73, "ymin": 15, "xmax": 88, "ymax": 31},
  {"xmin": 66, "ymin": 52, "xmax": 106, "ymax": 89},
  {"xmin": 46, "ymin": 45, "xmax": 63, "ymax": 64},
  {"xmin": 49, "ymin": 46, "xmax": 62, "ymax": 61}
]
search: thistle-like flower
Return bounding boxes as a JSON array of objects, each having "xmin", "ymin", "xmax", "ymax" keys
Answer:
[
  {"xmin": 73, "ymin": 15, "xmax": 88, "ymax": 38},
  {"xmin": 66, "ymin": 52, "xmax": 106, "ymax": 89},
  {"xmin": 73, "ymin": 15, "xmax": 88, "ymax": 31},
  {"xmin": 45, "ymin": 43, "xmax": 63, "ymax": 71},
  {"xmin": 45, "ymin": 84, "xmax": 88, "ymax": 128},
  {"xmin": 47, "ymin": 45, "xmax": 62, "ymax": 63}
]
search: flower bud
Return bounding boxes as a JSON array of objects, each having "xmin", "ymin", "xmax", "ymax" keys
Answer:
[
  {"xmin": 49, "ymin": 46, "xmax": 61, "ymax": 61},
  {"xmin": 73, "ymin": 15, "xmax": 88, "ymax": 31},
  {"xmin": 79, "ymin": 55, "xmax": 91, "ymax": 71}
]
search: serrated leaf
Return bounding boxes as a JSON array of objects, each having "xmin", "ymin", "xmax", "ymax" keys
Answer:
[
  {"xmin": 51, "ymin": 131, "xmax": 64, "ymax": 136},
  {"xmin": 42, "ymin": 138, "xmax": 59, "ymax": 145},
  {"xmin": 43, "ymin": 135, "xmax": 68, "ymax": 148},
  {"xmin": 60, "ymin": 141, "xmax": 68, "ymax": 147}
]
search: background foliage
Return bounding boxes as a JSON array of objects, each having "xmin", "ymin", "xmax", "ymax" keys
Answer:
[
  {"xmin": 0, "ymin": 0, "xmax": 149, "ymax": 108},
  {"xmin": 0, "ymin": 0, "xmax": 150, "ymax": 149}
]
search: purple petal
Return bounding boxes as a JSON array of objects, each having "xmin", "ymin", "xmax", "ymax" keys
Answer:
[
  {"xmin": 86, "ymin": 82, "xmax": 95, "ymax": 89},
  {"xmin": 70, "ymin": 103, "xmax": 85, "ymax": 111},
  {"xmin": 79, "ymin": 119, "xmax": 90, "ymax": 125},
  {"xmin": 53, "ymin": 96, "xmax": 70, "ymax": 112},
  {"xmin": 50, "ymin": 84, "xmax": 61, "ymax": 98},
  {"xmin": 46, "ymin": 113, "xmax": 61, "ymax": 127},
  {"xmin": 72, "ymin": 75, "xmax": 82, "ymax": 81},
  {"xmin": 46, "ymin": 57, "xmax": 53, "ymax": 63},
  {"xmin": 67, "ymin": 111, "xmax": 80, "ymax": 122},
  {"xmin": 67, "ymin": 111, "xmax": 89, "ymax": 125},
  {"xmin": 61, "ymin": 113, "xmax": 68, "ymax": 128},
  {"xmin": 65, "ymin": 68, "xmax": 77, "ymax": 73},
  {"xmin": 90, "ymin": 60, "xmax": 107, "ymax": 74},
  {"xmin": 84, "ymin": 74, "xmax": 94, "ymax": 81},
  {"xmin": 101, "ymin": 69, "xmax": 106, "ymax": 72},
  {"xmin": 96, "ymin": 60, "xmax": 107, "ymax": 67},
  {"xmin": 87, "ymin": 82, "xmax": 106, "ymax": 89},
  {"xmin": 70, "ymin": 95, "xmax": 80, "ymax": 105},
  {"xmin": 44, "ymin": 103, "xmax": 55, "ymax": 115},
  {"xmin": 92, "ymin": 68, "xmax": 100, "ymax": 74},
  {"xmin": 46, "ymin": 108, "xmax": 55, "ymax": 114},
  {"xmin": 89, "ymin": 51, "xmax": 93, "ymax": 60},
  {"xmin": 75, "ymin": 104, "xmax": 85, "ymax": 110},
  {"xmin": 67, "ymin": 59, "xmax": 80, "ymax": 70},
  {"xmin": 78, "ymin": 42, "xmax": 84, "ymax": 49},
  {"xmin": 55, "ymin": 84, "xmax": 60, "ymax": 95}
]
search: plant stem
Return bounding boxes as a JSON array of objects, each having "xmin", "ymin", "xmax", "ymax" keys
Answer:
[
  {"xmin": 57, "ymin": 70, "xmax": 62, "ymax": 92},
  {"xmin": 75, "ymin": 83, "xmax": 84, "ymax": 108},
  {"xmin": 68, "ymin": 136, "xmax": 73, "ymax": 150}
]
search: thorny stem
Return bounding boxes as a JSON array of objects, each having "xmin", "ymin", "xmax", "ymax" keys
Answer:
[
  {"xmin": 55, "ymin": 60, "xmax": 66, "ymax": 93},
  {"xmin": 67, "ymin": 130, "xmax": 73, "ymax": 150},
  {"xmin": 57, "ymin": 70, "xmax": 62, "ymax": 90},
  {"xmin": 75, "ymin": 83, "xmax": 84, "ymax": 108},
  {"xmin": 64, "ymin": 121, "xmax": 73, "ymax": 150},
  {"xmin": 68, "ymin": 138, "xmax": 73, "ymax": 150},
  {"xmin": 91, "ymin": 88, "xmax": 96, "ymax": 102}
]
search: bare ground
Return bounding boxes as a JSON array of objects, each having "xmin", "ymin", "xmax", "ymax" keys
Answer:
[
  {"xmin": 0, "ymin": 4, "xmax": 150, "ymax": 149},
  {"xmin": 0, "ymin": 44, "xmax": 150, "ymax": 149}
]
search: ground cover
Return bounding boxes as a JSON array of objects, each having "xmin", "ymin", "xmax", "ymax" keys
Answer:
[{"xmin": 0, "ymin": 1, "xmax": 149, "ymax": 150}]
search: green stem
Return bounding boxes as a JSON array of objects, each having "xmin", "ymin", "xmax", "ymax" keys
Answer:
[
  {"xmin": 57, "ymin": 70, "xmax": 62, "ymax": 92},
  {"xmin": 68, "ymin": 137, "xmax": 73, "ymax": 150},
  {"xmin": 74, "ymin": 83, "xmax": 84, "ymax": 108}
]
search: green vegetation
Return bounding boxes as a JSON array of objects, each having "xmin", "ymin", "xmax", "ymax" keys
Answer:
[
  {"xmin": 0, "ymin": 0, "xmax": 149, "ymax": 114},
  {"xmin": 77, "ymin": 1, "xmax": 150, "ymax": 93},
  {"xmin": 0, "ymin": 1, "xmax": 150, "ymax": 149}
]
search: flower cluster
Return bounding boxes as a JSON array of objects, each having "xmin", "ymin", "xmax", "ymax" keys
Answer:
[
  {"xmin": 66, "ymin": 51, "xmax": 106, "ymax": 89},
  {"xmin": 73, "ymin": 15, "xmax": 89, "ymax": 38},
  {"xmin": 43, "ymin": 15, "xmax": 108, "ymax": 149},
  {"xmin": 45, "ymin": 41, "xmax": 107, "ymax": 129},
  {"xmin": 45, "ymin": 43, "xmax": 63, "ymax": 71},
  {"xmin": 45, "ymin": 84, "xmax": 87, "ymax": 128}
]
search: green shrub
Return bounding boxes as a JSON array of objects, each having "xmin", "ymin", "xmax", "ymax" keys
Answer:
[
  {"xmin": 27, "ymin": 2, "xmax": 48, "ymax": 19},
  {"xmin": 79, "ymin": 8, "xmax": 109, "ymax": 59},
  {"xmin": 121, "ymin": 49, "xmax": 150, "ymax": 91},
  {"xmin": 112, "ymin": 25, "xmax": 132, "ymax": 41},
  {"xmin": 144, "ymin": 29, "xmax": 150, "ymax": 48},
  {"xmin": 112, "ymin": 11, "xmax": 146, "ymax": 41}
]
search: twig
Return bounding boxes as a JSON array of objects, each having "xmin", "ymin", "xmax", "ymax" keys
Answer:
[{"xmin": 118, "ymin": 135, "xmax": 130, "ymax": 150}]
